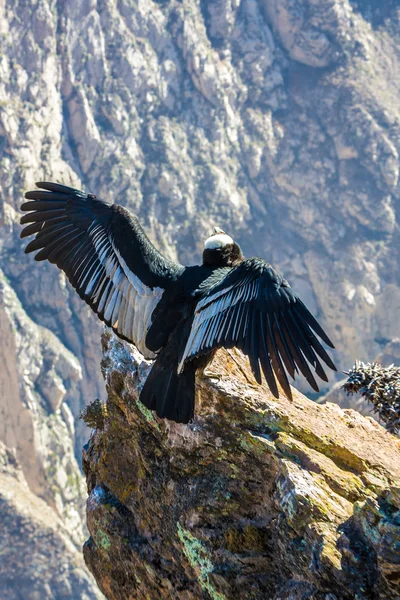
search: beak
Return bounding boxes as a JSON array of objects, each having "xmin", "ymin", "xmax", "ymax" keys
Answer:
[{"xmin": 213, "ymin": 227, "xmax": 226, "ymax": 235}]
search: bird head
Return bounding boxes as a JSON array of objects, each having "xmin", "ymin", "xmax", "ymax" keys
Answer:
[{"xmin": 202, "ymin": 227, "xmax": 244, "ymax": 268}]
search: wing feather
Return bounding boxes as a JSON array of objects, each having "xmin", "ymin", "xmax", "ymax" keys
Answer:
[
  {"xmin": 293, "ymin": 300, "xmax": 334, "ymax": 348},
  {"xmin": 279, "ymin": 316, "xmax": 320, "ymax": 392},
  {"xmin": 285, "ymin": 310, "xmax": 328, "ymax": 382},
  {"xmin": 250, "ymin": 311, "xmax": 262, "ymax": 384},
  {"xmin": 295, "ymin": 317, "xmax": 337, "ymax": 372},
  {"xmin": 273, "ymin": 314, "xmax": 297, "ymax": 379},
  {"xmin": 266, "ymin": 314, "xmax": 292, "ymax": 400},
  {"xmin": 179, "ymin": 258, "xmax": 336, "ymax": 398},
  {"xmin": 259, "ymin": 312, "xmax": 279, "ymax": 397},
  {"xmin": 20, "ymin": 182, "xmax": 183, "ymax": 357},
  {"xmin": 20, "ymin": 209, "xmax": 65, "ymax": 224}
]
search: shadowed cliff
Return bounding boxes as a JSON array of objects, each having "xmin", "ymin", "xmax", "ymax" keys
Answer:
[{"xmin": 82, "ymin": 332, "xmax": 400, "ymax": 599}]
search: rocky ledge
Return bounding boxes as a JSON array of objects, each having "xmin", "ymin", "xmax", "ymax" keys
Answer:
[{"xmin": 83, "ymin": 333, "xmax": 400, "ymax": 599}]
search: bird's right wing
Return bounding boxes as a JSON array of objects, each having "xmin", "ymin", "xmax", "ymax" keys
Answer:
[
  {"xmin": 20, "ymin": 182, "xmax": 183, "ymax": 357},
  {"xmin": 178, "ymin": 258, "xmax": 336, "ymax": 399}
]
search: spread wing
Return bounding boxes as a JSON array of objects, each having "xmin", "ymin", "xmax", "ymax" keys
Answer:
[
  {"xmin": 20, "ymin": 182, "xmax": 183, "ymax": 358},
  {"xmin": 178, "ymin": 258, "xmax": 336, "ymax": 399}
]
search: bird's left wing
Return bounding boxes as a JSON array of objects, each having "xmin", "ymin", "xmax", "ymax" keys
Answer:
[
  {"xmin": 20, "ymin": 182, "xmax": 183, "ymax": 357},
  {"xmin": 178, "ymin": 258, "xmax": 336, "ymax": 399}
]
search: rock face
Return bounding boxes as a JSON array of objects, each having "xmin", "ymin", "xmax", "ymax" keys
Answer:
[
  {"xmin": 0, "ymin": 272, "xmax": 103, "ymax": 598},
  {"xmin": 2, "ymin": 0, "xmax": 400, "ymax": 594},
  {"xmin": 0, "ymin": 441, "xmax": 100, "ymax": 600},
  {"xmin": 0, "ymin": 271, "xmax": 85, "ymax": 536},
  {"xmin": 83, "ymin": 333, "xmax": 400, "ymax": 599}
]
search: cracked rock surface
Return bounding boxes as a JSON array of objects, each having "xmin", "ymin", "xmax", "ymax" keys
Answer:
[{"xmin": 83, "ymin": 333, "xmax": 400, "ymax": 599}]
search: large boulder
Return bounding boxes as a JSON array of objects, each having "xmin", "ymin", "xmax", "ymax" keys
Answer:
[{"xmin": 83, "ymin": 333, "xmax": 400, "ymax": 599}]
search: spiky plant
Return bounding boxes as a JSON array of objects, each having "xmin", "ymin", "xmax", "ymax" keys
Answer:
[
  {"xmin": 79, "ymin": 398, "xmax": 108, "ymax": 430},
  {"xmin": 342, "ymin": 361, "xmax": 400, "ymax": 434}
]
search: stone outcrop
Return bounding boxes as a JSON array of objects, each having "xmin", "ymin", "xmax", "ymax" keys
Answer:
[{"xmin": 83, "ymin": 333, "xmax": 400, "ymax": 599}]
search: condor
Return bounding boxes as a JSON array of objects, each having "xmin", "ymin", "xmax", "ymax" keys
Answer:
[{"xmin": 20, "ymin": 182, "xmax": 336, "ymax": 423}]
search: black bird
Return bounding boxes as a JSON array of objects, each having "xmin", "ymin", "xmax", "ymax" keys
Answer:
[{"xmin": 20, "ymin": 182, "xmax": 336, "ymax": 423}]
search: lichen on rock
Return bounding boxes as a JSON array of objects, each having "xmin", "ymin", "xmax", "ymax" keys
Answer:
[{"xmin": 83, "ymin": 332, "xmax": 400, "ymax": 599}]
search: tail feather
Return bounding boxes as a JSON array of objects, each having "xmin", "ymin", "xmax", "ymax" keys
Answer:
[
  {"xmin": 140, "ymin": 358, "xmax": 196, "ymax": 424},
  {"xmin": 156, "ymin": 367, "xmax": 176, "ymax": 418}
]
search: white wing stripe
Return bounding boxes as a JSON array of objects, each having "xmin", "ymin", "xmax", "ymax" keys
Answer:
[
  {"xmin": 104, "ymin": 255, "xmax": 116, "ymax": 273},
  {"xmin": 179, "ymin": 280, "xmax": 258, "ymax": 372},
  {"xmin": 92, "ymin": 234, "xmax": 108, "ymax": 254},
  {"xmin": 188, "ymin": 323, "xmax": 205, "ymax": 357},
  {"xmin": 92, "ymin": 276, "xmax": 107, "ymax": 303},
  {"xmin": 73, "ymin": 252, "xmax": 89, "ymax": 276},
  {"xmin": 123, "ymin": 288, "xmax": 135, "ymax": 337},
  {"xmin": 117, "ymin": 277, "xmax": 129, "ymax": 296},
  {"xmin": 206, "ymin": 313, "xmax": 220, "ymax": 348},
  {"xmin": 196, "ymin": 284, "xmax": 248, "ymax": 324},
  {"xmin": 98, "ymin": 244, "xmax": 110, "ymax": 265},
  {"xmin": 143, "ymin": 293, "xmax": 156, "ymax": 333},
  {"xmin": 112, "ymin": 266, "xmax": 124, "ymax": 287},
  {"xmin": 87, "ymin": 219, "xmax": 165, "ymax": 358},
  {"xmin": 76, "ymin": 259, "xmax": 95, "ymax": 288},
  {"xmin": 98, "ymin": 281, "xmax": 113, "ymax": 314},
  {"xmin": 111, "ymin": 290, "xmax": 121, "ymax": 324},
  {"xmin": 88, "ymin": 221, "xmax": 98, "ymax": 234},
  {"xmin": 104, "ymin": 288, "xmax": 119, "ymax": 322},
  {"xmin": 90, "ymin": 228, "xmax": 104, "ymax": 244},
  {"xmin": 114, "ymin": 247, "xmax": 148, "ymax": 296},
  {"xmin": 85, "ymin": 264, "xmax": 103, "ymax": 295},
  {"xmin": 197, "ymin": 284, "xmax": 235, "ymax": 311},
  {"xmin": 111, "ymin": 291, "xmax": 123, "ymax": 327},
  {"xmin": 118, "ymin": 297, "xmax": 128, "ymax": 334},
  {"xmin": 103, "ymin": 287, "xmax": 116, "ymax": 320}
]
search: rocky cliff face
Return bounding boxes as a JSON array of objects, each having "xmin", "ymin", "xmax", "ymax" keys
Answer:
[
  {"xmin": 1, "ymin": 0, "xmax": 400, "ymax": 596},
  {"xmin": 0, "ymin": 271, "xmax": 103, "ymax": 597},
  {"xmin": 0, "ymin": 440, "xmax": 100, "ymax": 599},
  {"xmin": 83, "ymin": 333, "xmax": 400, "ymax": 599}
]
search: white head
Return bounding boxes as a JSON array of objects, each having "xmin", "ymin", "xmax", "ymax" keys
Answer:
[
  {"xmin": 202, "ymin": 227, "xmax": 243, "ymax": 267},
  {"xmin": 204, "ymin": 227, "xmax": 234, "ymax": 250}
]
